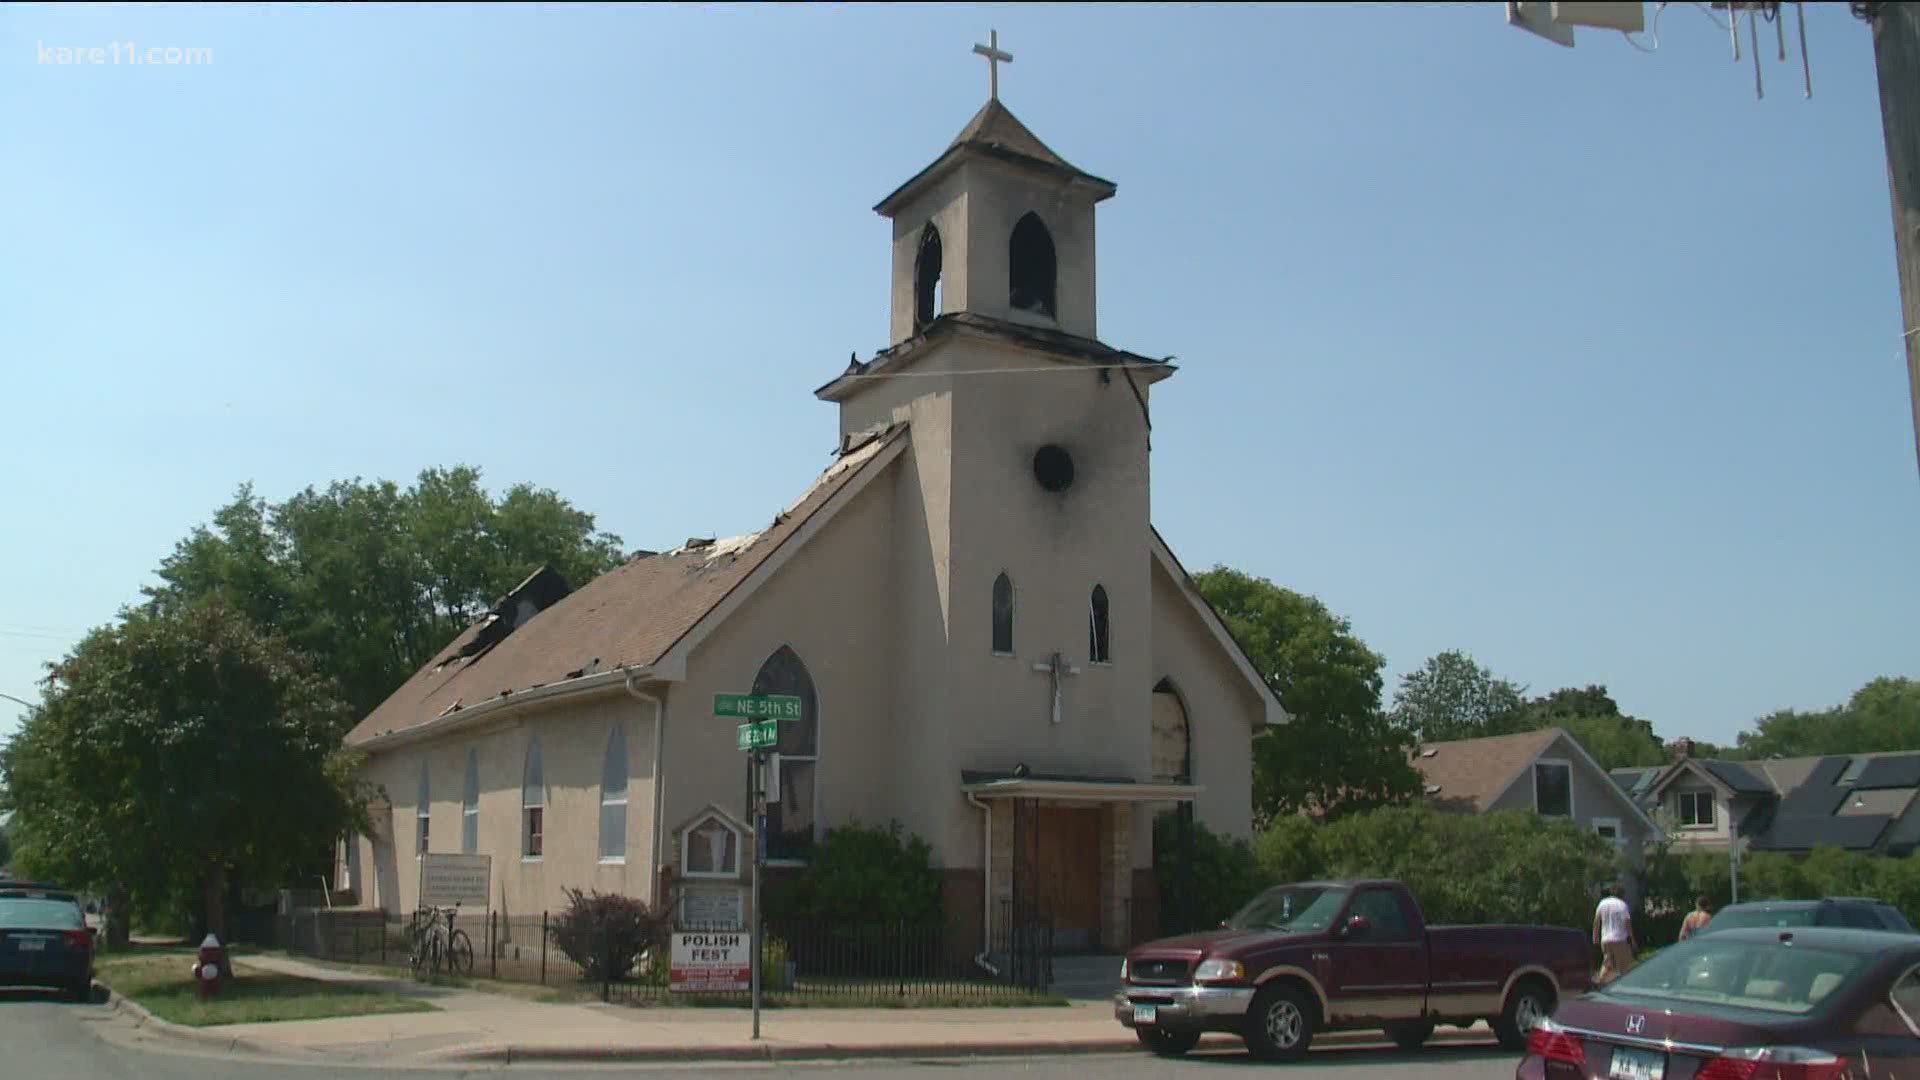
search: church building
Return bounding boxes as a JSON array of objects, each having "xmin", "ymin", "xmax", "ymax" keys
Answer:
[{"xmin": 340, "ymin": 48, "xmax": 1285, "ymax": 959}]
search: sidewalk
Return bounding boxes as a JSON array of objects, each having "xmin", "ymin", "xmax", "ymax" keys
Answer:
[{"xmin": 105, "ymin": 952, "xmax": 1499, "ymax": 1064}]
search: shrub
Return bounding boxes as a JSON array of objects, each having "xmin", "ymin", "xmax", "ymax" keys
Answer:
[
  {"xmin": 1154, "ymin": 812, "xmax": 1269, "ymax": 933},
  {"xmin": 548, "ymin": 887, "xmax": 668, "ymax": 983},
  {"xmin": 764, "ymin": 820, "xmax": 942, "ymax": 926}
]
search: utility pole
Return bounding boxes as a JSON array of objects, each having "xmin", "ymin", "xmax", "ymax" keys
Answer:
[{"xmin": 1861, "ymin": 2, "xmax": 1920, "ymax": 476}]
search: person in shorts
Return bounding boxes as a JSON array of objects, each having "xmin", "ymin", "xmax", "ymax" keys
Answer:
[{"xmin": 1593, "ymin": 881, "xmax": 1637, "ymax": 984}]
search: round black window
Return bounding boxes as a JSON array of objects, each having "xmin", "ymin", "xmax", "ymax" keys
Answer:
[{"xmin": 1033, "ymin": 445, "xmax": 1074, "ymax": 492}]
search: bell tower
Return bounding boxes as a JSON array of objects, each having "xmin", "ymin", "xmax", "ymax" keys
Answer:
[{"xmin": 873, "ymin": 34, "xmax": 1116, "ymax": 346}]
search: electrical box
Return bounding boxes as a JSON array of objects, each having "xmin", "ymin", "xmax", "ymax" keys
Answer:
[{"xmin": 1551, "ymin": 1, "xmax": 1646, "ymax": 32}]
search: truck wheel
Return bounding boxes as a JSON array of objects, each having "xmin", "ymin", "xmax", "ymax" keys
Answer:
[
  {"xmin": 1136, "ymin": 1028, "xmax": 1200, "ymax": 1057},
  {"xmin": 1244, "ymin": 983, "xmax": 1315, "ymax": 1062},
  {"xmin": 1384, "ymin": 1020, "xmax": 1434, "ymax": 1050},
  {"xmin": 67, "ymin": 980, "xmax": 92, "ymax": 1004},
  {"xmin": 1493, "ymin": 979, "xmax": 1554, "ymax": 1051}
]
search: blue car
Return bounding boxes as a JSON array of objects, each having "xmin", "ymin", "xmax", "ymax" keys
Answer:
[{"xmin": 0, "ymin": 884, "xmax": 94, "ymax": 1001}]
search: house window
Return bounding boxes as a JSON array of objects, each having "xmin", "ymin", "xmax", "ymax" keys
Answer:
[
  {"xmin": 753, "ymin": 645, "xmax": 818, "ymax": 861},
  {"xmin": 416, "ymin": 762, "xmax": 431, "ymax": 858},
  {"xmin": 1533, "ymin": 760, "xmax": 1572, "ymax": 817},
  {"xmin": 462, "ymin": 749, "xmax": 479, "ymax": 855},
  {"xmin": 1592, "ymin": 818, "xmax": 1624, "ymax": 848},
  {"xmin": 1089, "ymin": 584, "xmax": 1111, "ymax": 664},
  {"xmin": 683, "ymin": 814, "xmax": 742, "ymax": 879},
  {"xmin": 1676, "ymin": 790, "xmax": 1716, "ymax": 828},
  {"xmin": 1009, "ymin": 211, "xmax": 1057, "ymax": 317},
  {"xmin": 992, "ymin": 572, "xmax": 1015, "ymax": 655},
  {"xmin": 522, "ymin": 738, "xmax": 545, "ymax": 859},
  {"xmin": 600, "ymin": 725, "xmax": 628, "ymax": 862}
]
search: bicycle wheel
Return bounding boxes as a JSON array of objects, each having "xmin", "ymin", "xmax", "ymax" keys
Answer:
[{"xmin": 448, "ymin": 929, "xmax": 474, "ymax": 975}]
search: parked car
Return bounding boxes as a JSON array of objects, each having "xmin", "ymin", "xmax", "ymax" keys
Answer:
[
  {"xmin": 1697, "ymin": 897, "xmax": 1915, "ymax": 936},
  {"xmin": 1114, "ymin": 878, "xmax": 1591, "ymax": 1060},
  {"xmin": 1518, "ymin": 926, "xmax": 1920, "ymax": 1080},
  {"xmin": 0, "ymin": 882, "xmax": 94, "ymax": 1001}
]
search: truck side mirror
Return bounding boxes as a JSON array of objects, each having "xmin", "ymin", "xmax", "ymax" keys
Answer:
[{"xmin": 1343, "ymin": 914, "xmax": 1371, "ymax": 936}]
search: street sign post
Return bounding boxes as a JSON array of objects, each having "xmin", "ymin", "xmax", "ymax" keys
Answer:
[{"xmin": 716, "ymin": 691, "xmax": 796, "ymax": 1041}]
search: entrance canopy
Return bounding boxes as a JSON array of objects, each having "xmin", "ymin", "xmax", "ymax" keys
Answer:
[{"xmin": 960, "ymin": 770, "xmax": 1201, "ymax": 803}]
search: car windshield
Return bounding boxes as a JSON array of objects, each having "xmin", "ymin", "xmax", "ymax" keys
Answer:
[
  {"xmin": 1603, "ymin": 937, "xmax": 1866, "ymax": 1015},
  {"xmin": 1707, "ymin": 906, "xmax": 1819, "ymax": 932},
  {"xmin": 0, "ymin": 898, "xmax": 84, "ymax": 930},
  {"xmin": 1225, "ymin": 885, "xmax": 1351, "ymax": 932}
]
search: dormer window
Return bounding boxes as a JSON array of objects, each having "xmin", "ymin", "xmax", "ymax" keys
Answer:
[
  {"xmin": 1676, "ymin": 789, "xmax": 1716, "ymax": 828},
  {"xmin": 1009, "ymin": 212, "xmax": 1057, "ymax": 317}
]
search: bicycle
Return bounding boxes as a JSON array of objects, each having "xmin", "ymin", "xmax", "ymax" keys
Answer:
[{"xmin": 408, "ymin": 903, "xmax": 474, "ymax": 978}]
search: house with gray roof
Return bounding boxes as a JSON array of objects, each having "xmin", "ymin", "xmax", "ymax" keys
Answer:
[{"xmin": 1609, "ymin": 741, "xmax": 1920, "ymax": 857}]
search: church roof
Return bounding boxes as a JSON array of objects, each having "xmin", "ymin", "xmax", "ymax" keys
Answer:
[
  {"xmin": 816, "ymin": 312, "xmax": 1174, "ymax": 403},
  {"xmin": 344, "ymin": 424, "xmax": 908, "ymax": 748},
  {"xmin": 874, "ymin": 99, "xmax": 1116, "ymax": 216}
]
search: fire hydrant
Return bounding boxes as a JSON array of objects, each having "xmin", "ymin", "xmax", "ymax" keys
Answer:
[{"xmin": 192, "ymin": 933, "xmax": 225, "ymax": 1000}]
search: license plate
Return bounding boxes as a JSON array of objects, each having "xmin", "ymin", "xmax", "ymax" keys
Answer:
[
  {"xmin": 16, "ymin": 938, "xmax": 45, "ymax": 952},
  {"xmin": 1132, "ymin": 1005, "xmax": 1157, "ymax": 1025},
  {"xmin": 1609, "ymin": 1046, "xmax": 1666, "ymax": 1080}
]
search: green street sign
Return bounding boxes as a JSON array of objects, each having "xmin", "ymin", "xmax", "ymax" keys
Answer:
[
  {"xmin": 736, "ymin": 719, "xmax": 779, "ymax": 751},
  {"xmin": 714, "ymin": 693, "xmax": 802, "ymax": 720}
]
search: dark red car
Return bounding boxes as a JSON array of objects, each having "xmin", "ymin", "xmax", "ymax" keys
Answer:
[
  {"xmin": 1518, "ymin": 926, "xmax": 1920, "ymax": 1080},
  {"xmin": 1117, "ymin": 879, "xmax": 1590, "ymax": 1060}
]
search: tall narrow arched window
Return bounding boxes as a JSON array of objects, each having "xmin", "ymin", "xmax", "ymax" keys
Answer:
[
  {"xmin": 600, "ymin": 725, "xmax": 629, "ymax": 862},
  {"xmin": 914, "ymin": 223, "xmax": 943, "ymax": 331},
  {"xmin": 1089, "ymin": 584, "xmax": 1111, "ymax": 664},
  {"xmin": 415, "ymin": 762, "xmax": 431, "ymax": 858},
  {"xmin": 753, "ymin": 646, "xmax": 818, "ymax": 861},
  {"xmin": 991, "ymin": 572, "xmax": 1015, "ymax": 655},
  {"xmin": 1152, "ymin": 678, "xmax": 1192, "ymax": 784},
  {"xmin": 522, "ymin": 738, "xmax": 545, "ymax": 859},
  {"xmin": 1009, "ymin": 212, "xmax": 1057, "ymax": 317},
  {"xmin": 461, "ymin": 749, "xmax": 480, "ymax": 855}
]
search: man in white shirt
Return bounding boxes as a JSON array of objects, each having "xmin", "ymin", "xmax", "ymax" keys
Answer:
[{"xmin": 1593, "ymin": 881, "xmax": 1637, "ymax": 984}]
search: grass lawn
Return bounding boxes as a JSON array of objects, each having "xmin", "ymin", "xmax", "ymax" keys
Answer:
[{"xmin": 96, "ymin": 947, "xmax": 438, "ymax": 1027}]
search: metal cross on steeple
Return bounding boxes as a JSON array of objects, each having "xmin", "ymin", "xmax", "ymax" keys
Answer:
[{"xmin": 972, "ymin": 30, "xmax": 1013, "ymax": 100}]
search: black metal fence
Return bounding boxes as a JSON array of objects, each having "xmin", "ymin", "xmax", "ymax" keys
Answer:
[{"xmin": 263, "ymin": 907, "xmax": 1056, "ymax": 1006}]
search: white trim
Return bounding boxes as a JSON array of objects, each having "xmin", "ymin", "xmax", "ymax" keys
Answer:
[
  {"xmin": 679, "ymin": 810, "xmax": 746, "ymax": 880},
  {"xmin": 1532, "ymin": 757, "xmax": 1575, "ymax": 818},
  {"xmin": 354, "ymin": 667, "xmax": 644, "ymax": 753},
  {"xmin": 1647, "ymin": 759, "xmax": 1736, "ymax": 803},
  {"xmin": 1148, "ymin": 531, "xmax": 1289, "ymax": 727},
  {"xmin": 654, "ymin": 433, "xmax": 908, "ymax": 676}
]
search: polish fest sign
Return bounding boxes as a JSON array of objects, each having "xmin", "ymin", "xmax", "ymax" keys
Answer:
[{"xmin": 670, "ymin": 930, "xmax": 752, "ymax": 992}]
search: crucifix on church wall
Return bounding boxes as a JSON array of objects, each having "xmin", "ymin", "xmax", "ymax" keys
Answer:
[{"xmin": 1031, "ymin": 650, "xmax": 1080, "ymax": 726}]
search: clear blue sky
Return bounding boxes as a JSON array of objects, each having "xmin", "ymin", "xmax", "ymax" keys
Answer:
[{"xmin": 2, "ymin": 3, "xmax": 1915, "ymax": 750}]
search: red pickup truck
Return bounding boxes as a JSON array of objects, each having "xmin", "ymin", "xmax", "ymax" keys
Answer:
[{"xmin": 1115, "ymin": 878, "xmax": 1590, "ymax": 1060}]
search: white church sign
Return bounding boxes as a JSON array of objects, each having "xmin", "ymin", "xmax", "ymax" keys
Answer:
[
  {"xmin": 417, "ymin": 853, "xmax": 490, "ymax": 909},
  {"xmin": 670, "ymin": 930, "xmax": 752, "ymax": 992}
]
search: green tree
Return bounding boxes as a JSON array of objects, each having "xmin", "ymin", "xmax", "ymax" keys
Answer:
[
  {"xmin": 1731, "ymin": 677, "xmax": 1920, "ymax": 760},
  {"xmin": 0, "ymin": 818, "xmax": 11, "ymax": 871},
  {"xmin": 1494, "ymin": 685, "xmax": 1669, "ymax": 770},
  {"xmin": 144, "ymin": 468, "xmax": 624, "ymax": 717},
  {"xmin": 0, "ymin": 601, "xmax": 364, "ymax": 941},
  {"xmin": 1192, "ymin": 567, "xmax": 1420, "ymax": 822},
  {"xmin": 1389, "ymin": 650, "xmax": 1526, "ymax": 743}
]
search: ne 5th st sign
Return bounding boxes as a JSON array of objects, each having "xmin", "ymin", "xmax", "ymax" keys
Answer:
[{"xmin": 714, "ymin": 693, "xmax": 801, "ymax": 720}]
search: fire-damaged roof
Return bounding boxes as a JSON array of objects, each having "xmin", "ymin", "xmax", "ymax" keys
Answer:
[{"xmin": 345, "ymin": 424, "xmax": 908, "ymax": 748}]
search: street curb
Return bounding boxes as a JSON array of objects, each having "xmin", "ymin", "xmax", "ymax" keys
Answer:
[
  {"xmin": 99, "ymin": 978, "xmax": 320, "ymax": 1061},
  {"xmin": 421, "ymin": 1025, "xmax": 1497, "ymax": 1065}
]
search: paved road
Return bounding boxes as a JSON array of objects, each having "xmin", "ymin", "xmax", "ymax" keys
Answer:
[{"xmin": 2, "ymin": 988, "xmax": 1521, "ymax": 1079}]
